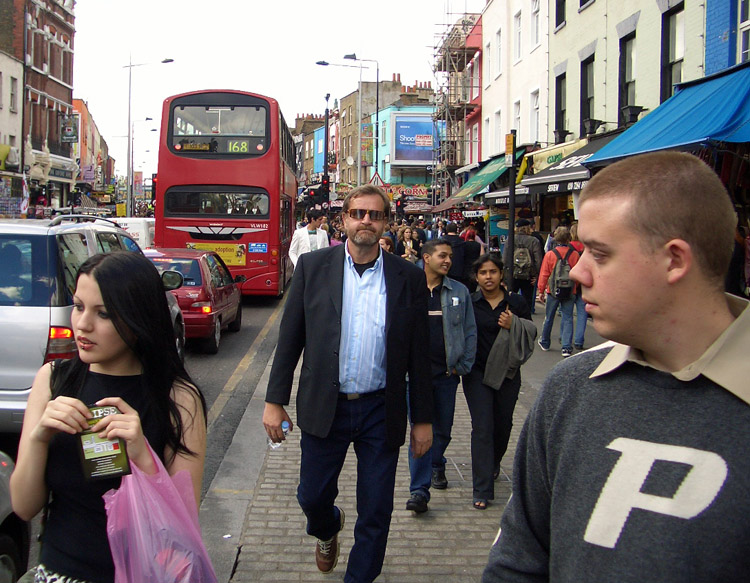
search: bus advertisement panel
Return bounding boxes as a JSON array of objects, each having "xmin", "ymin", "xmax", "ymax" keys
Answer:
[{"xmin": 154, "ymin": 90, "xmax": 297, "ymax": 296}]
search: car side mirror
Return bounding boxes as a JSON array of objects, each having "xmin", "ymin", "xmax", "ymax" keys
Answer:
[
  {"xmin": 234, "ymin": 275, "xmax": 247, "ymax": 283},
  {"xmin": 162, "ymin": 270, "xmax": 184, "ymax": 290}
]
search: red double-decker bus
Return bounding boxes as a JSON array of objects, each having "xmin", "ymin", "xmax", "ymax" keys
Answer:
[{"xmin": 153, "ymin": 90, "xmax": 297, "ymax": 296}]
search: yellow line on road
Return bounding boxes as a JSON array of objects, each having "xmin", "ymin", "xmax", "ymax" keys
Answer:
[{"xmin": 206, "ymin": 298, "xmax": 285, "ymax": 429}]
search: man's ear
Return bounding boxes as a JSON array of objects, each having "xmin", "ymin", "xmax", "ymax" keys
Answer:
[{"xmin": 664, "ymin": 239, "xmax": 692, "ymax": 285}]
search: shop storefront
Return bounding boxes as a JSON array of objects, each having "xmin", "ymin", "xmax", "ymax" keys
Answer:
[
  {"xmin": 513, "ymin": 132, "xmax": 620, "ymax": 232},
  {"xmin": 583, "ymin": 61, "xmax": 750, "ymax": 221}
]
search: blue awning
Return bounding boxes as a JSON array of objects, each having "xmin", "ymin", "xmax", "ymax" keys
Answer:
[{"xmin": 586, "ymin": 61, "xmax": 750, "ymax": 166}]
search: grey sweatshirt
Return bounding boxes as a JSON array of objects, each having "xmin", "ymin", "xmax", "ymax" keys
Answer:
[{"xmin": 483, "ymin": 346, "xmax": 750, "ymax": 583}]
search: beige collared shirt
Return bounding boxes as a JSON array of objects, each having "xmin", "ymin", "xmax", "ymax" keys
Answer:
[{"xmin": 590, "ymin": 294, "xmax": 750, "ymax": 406}]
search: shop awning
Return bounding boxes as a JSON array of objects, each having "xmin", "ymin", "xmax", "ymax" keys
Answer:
[
  {"xmin": 529, "ymin": 139, "xmax": 588, "ymax": 173},
  {"xmin": 587, "ymin": 61, "xmax": 750, "ymax": 166},
  {"xmin": 431, "ymin": 154, "xmax": 517, "ymax": 213},
  {"xmin": 522, "ymin": 131, "xmax": 622, "ymax": 195}
]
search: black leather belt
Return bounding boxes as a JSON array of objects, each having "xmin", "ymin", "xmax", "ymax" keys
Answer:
[{"xmin": 339, "ymin": 389, "xmax": 386, "ymax": 400}]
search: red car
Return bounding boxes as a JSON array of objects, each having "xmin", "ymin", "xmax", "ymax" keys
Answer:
[{"xmin": 145, "ymin": 248, "xmax": 244, "ymax": 353}]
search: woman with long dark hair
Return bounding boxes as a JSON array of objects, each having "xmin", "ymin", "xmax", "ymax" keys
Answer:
[
  {"xmin": 11, "ymin": 252, "xmax": 207, "ymax": 583},
  {"xmin": 463, "ymin": 253, "xmax": 535, "ymax": 510}
]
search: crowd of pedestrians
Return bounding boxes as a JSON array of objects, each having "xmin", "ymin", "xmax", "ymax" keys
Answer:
[
  {"xmin": 267, "ymin": 152, "xmax": 750, "ymax": 583},
  {"xmin": 10, "ymin": 151, "xmax": 749, "ymax": 583}
]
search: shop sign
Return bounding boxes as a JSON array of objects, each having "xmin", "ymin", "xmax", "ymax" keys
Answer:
[
  {"xmin": 462, "ymin": 210, "xmax": 489, "ymax": 219},
  {"xmin": 49, "ymin": 167, "xmax": 73, "ymax": 180},
  {"xmin": 385, "ymin": 184, "xmax": 429, "ymax": 199},
  {"xmin": 60, "ymin": 114, "xmax": 79, "ymax": 143},
  {"xmin": 404, "ymin": 201, "xmax": 432, "ymax": 213}
]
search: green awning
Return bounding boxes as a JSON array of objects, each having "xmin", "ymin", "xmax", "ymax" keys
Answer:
[{"xmin": 432, "ymin": 154, "xmax": 519, "ymax": 212}]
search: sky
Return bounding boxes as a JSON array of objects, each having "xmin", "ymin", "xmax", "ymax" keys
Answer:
[{"xmin": 72, "ymin": 0, "xmax": 486, "ymax": 177}]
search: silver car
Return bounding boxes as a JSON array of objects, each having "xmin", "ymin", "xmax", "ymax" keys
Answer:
[{"xmin": 0, "ymin": 215, "xmax": 185, "ymax": 433}]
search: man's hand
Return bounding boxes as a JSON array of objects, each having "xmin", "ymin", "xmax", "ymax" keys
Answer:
[
  {"xmin": 410, "ymin": 423, "xmax": 433, "ymax": 458},
  {"xmin": 262, "ymin": 402, "xmax": 293, "ymax": 443},
  {"xmin": 537, "ymin": 292, "xmax": 546, "ymax": 304}
]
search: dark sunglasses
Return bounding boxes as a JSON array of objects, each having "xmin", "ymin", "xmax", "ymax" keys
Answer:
[{"xmin": 347, "ymin": 209, "xmax": 386, "ymax": 221}]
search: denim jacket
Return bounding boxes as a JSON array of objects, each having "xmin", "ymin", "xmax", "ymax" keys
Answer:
[{"xmin": 440, "ymin": 277, "xmax": 477, "ymax": 376}]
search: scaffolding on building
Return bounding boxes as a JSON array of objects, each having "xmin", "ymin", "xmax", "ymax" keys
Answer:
[{"xmin": 431, "ymin": 12, "xmax": 481, "ymax": 210}]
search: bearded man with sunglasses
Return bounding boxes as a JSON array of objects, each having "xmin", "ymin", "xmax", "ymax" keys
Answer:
[{"xmin": 263, "ymin": 184, "xmax": 432, "ymax": 583}]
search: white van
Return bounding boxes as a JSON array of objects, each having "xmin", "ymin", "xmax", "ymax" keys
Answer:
[{"xmin": 114, "ymin": 217, "xmax": 155, "ymax": 249}]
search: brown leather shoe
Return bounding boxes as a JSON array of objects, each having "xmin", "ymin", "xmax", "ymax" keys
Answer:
[{"xmin": 315, "ymin": 508, "xmax": 345, "ymax": 573}]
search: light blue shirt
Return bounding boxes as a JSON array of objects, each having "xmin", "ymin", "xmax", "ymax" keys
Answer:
[{"xmin": 339, "ymin": 244, "xmax": 387, "ymax": 394}]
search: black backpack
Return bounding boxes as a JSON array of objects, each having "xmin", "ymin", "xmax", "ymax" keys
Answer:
[
  {"xmin": 513, "ymin": 245, "xmax": 533, "ymax": 280},
  {"xmin": 549, "ymin": 246, "xmax": 577, "ymax": 300}
]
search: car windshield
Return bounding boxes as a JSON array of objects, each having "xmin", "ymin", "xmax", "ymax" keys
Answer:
[{"xmin": 149, "ymin": 257, "xmax": 202, "ymax": 286}]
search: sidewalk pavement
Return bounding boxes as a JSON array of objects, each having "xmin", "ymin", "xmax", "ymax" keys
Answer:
[{"xmin": 204, "ymin": 306, "xmax": 603, "ymax": 582}]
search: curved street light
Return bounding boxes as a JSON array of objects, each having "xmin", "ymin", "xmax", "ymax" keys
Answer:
[
  {"xmin": 124, "ymin": 56, "xmax": 174, "ymax": 216},
  {"xmin": 344, "ymin": 54, "xmax": 380, "ymax": 183},
  {"xmin": 315, "ymin": 59, "xmax": 371, "ymax": 186}
]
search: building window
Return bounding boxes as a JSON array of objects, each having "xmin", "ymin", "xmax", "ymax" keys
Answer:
[
  {"xmin": 484, "ymin": 116, "xmax": 490, "ymax": 155},
  {"xmin": 494, "ymin": 109, "xmax": 502, "ymax": 154},
  {"xmin": 471, "ymin": 58, "xmax": 480, "ymax": 99},
  {"xmin": 63, "ymin": 50, "xmax": 73, "ymax": 85},
  {"xmin": 495, "ymin": 29, "xmax": 502, "ymax": 76},
  {"xmin": 555, "ymin": 73, "xmax": 567, "ymax": 132},
  {"xmin": 530, "ymin": 90, "xmax": 540, "ymax": 143},
  {"xmin": 513, "ymin": 100, "xmax": 521, "ymax": 135},
  {"xmin": 348, "ymin": 106, "xmax": 352, "ymax": 126},
  {"xmin": 740, "ymin": 0, "xmax": 750, "ymax": 62},
  {"xmin": 661, "ymin": 3, "xmax": 684, "ymax": 102},
  {"xmin": 472, "ymin": 124, "xmax": 479, "ymax": 163},
  {"xmin": 485, "ymin": 42, "xmax": 492, "ymax": 86},
  {"xmin": 619, "ymin": 34, "xmax": 636, "ymax": 125},
  {"xmin": 531, "ymin": 0, "xmax": 540, "ymax": 47},
  {"xmin": 49, "ymin": 43, "xmax": 62, "ymax": 81},
  {"xmin": 514, "ymin": 12, "xmax": 522, "ymax": 61},
  {"xmin": 556, "ymin": 0, "xmax": 566, "ymax": 28},
  {"xmin": 381, "ymin": 120, "xmax": 387, "ymax": 145},
  {"xmin": 580, "ymin": 56, "xmax": 595, "ymax": 135},
  {"xmin": 465, "ymin": 127, "xmax": 472, "ymax": 163},
  {"xmin": 9, "ymin": 77, "xmax": 17, "ymax": 112}
]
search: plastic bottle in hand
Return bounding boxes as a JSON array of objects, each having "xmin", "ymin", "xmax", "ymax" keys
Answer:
[{"xmin": 268, "ymin": 420, "xmax": 290, "ymax": 450}]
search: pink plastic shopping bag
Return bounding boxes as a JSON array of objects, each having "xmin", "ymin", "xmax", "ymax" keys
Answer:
[{"xmin": 103, "ymin": 440, "xmax": 217, "ymax": 583}]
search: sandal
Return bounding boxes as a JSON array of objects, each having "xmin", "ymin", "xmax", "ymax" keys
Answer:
[{"xmin": 473, "ymin": 499, "xmax": 488, "ymax": 510}]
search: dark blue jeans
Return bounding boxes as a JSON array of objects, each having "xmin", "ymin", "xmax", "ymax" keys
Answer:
[
  {"xmin": 408, "ymin": 374, "xmax": 459, "ymax": 501},
  {"xmin": 297, "ymin": 393, "xmax": 399, "ymax": 583}
]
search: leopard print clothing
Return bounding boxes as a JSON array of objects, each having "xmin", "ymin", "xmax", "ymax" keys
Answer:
[{"xmin": 34, "ymin": 564, "xmax": 92, "ymax": 583}]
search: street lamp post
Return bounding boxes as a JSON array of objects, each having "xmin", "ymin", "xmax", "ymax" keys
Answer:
[
  {"xmin": 315, "ymin": 60, "xmax": 369, "ymax": 187},
  {"xmin": 124, "ymin": 55, "xmax": 173, "ymax": 216},
  {"xmin": 344, "ymin": 54, "xmax": 379, "ymax": 182},
  {"xmin": 130, "ymin": 120, "xmax": 157, "ymax": 214}
]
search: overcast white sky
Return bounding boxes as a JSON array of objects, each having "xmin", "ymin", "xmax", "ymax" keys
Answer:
[{"xmin": 72, "ymin": 0, "xmax": 486, "ymax": 177}]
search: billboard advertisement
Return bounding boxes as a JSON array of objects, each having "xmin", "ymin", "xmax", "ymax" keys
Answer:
[{"xmin": 392, "ymin": 114, "xmax": 436, "ymax": 166}]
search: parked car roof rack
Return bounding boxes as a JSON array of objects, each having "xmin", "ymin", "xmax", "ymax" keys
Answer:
[{"xmin": 48, "ymin": 214, "xmax": 122, "ymax": 228}]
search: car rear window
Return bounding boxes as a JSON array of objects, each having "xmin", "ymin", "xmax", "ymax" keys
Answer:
[
  {"xmin": 0, "ymin": 235, "xmax": 55, "ymax": 307},
  {"xmin": 149, "ymin": 257, "xmax": 203, "ymax": 286}
]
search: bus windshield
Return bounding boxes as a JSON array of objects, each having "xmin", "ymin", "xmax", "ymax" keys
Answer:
[
  {"xmin": 171, "ymin": 105, "xmax": 267, "ymax": 155},
  {"xmin": 165, "ymin": 188, "xmax": 270, "ymax": 218}
]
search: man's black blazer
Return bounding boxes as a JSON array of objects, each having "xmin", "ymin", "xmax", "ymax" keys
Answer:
[{"xmin": 266, "ymin": 244, "xmax": 432, "ymax": 450}]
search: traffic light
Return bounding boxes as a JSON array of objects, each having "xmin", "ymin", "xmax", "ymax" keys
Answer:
[
  {"xmin": 320, "ymin": 175, "xmax": 330, "ymax": 202},
  {"xmin": 395, "ymin": 198, "xmax": 403, "ymax": 214},
  {"xmin": 151, "ymin": 173, "xmax": 158, "ymax": 201}
]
